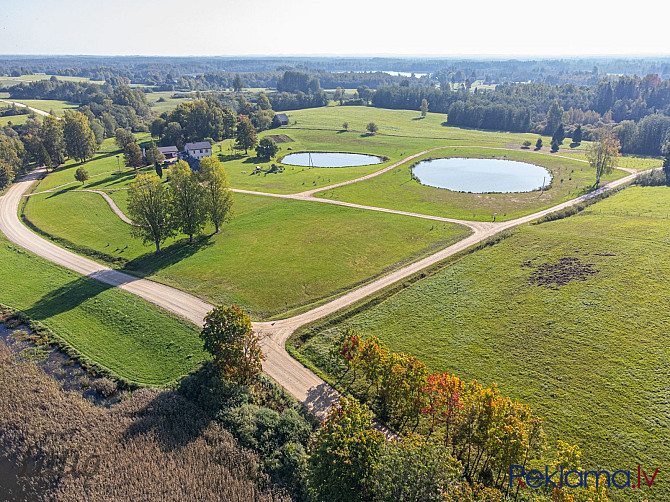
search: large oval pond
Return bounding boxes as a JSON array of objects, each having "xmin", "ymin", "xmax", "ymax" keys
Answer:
[
  {"xmin": 281, "ymin": 152, "xmax": 383, "ymax": 168},
  {"xmin": 412, "ymin": 157, "xmax": 552, "ymax": 193}
]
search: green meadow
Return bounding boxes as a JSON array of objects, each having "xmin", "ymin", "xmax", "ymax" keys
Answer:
[
  {"xmin": 0, "ymin": 233, "xmax": 204, "ymax": 386},
  {"xmin": 292, "ymin": 186, "xmax": 670, "ymax": 501},
  {"xmin": 23, "ymin": 188, "xmax": 470, "ymax": 320}
]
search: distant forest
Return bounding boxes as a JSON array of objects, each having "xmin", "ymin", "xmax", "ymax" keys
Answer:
[{"xmin": 4, "ymin": 56, "xmax": 670, "ymax": 155}]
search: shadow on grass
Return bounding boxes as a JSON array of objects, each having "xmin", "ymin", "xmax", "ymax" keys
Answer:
[{"xmin": 122, "ymin": 234, "xmax": 215, "ymax": 278}]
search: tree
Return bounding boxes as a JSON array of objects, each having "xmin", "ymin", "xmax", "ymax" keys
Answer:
[
  {"xmin": 552, "ymin": 124, "xmax": 565, "ymax": 145},
  {"xmin": 145, "ymin": 142, "xmax": 165, "ymax": 166},
  {"xmin": 154, "ymin": 161, "xmax": 163, "ymax": 179},
  {"xmin": 522, "ymin": 140, "xmax": 531, "ymax": 149},
  {"xmin": 544, "ymin": 100, "xmax": 564, "ymax": 135},
  {"xmin": 371, "ymin": 436, "xmax": 460, "ymax": 502},
  {"xmin": 150, "ymin": 118, "xmax": 166, "ymax": 139},
  {"xmin": 127, "ymin": 173, "xmax": 173, "ymax": 253},
  {"xmin": 366, "ymin": 122, "xmax": 378, "ymax": 135},
  {"xmin": 40, "ymin": 114, "xmax": 64, "ymax": 167},
  {"xmin": 124, "ymin": 142, "xmax": 144, "ymax": 171},
  {"xmin": 235, "ymin": 115, "xmax": 257, "ymax": 154},
  {"xmin": 334, "ymin": 87, "xmax": 344, "ymax": 105},
  {"xmin": 63, "ymin": 111, "xmax": 97, "ymax": 163},
  {"xmin": 256, "ymin": 93, "xmax": 271, "ymax": 111},
  {"xmin": 420, "ymin": 98, "xmax": 429, "ymax": 118},
  {"xmin": 572, "ymin": 124, "xmax": 583, "ymax": 144},
  {"xmin": 550, "ymin": 138, "xmax": 560, "ymax": 153},
  {"xmin": 342, "ymin": 122, "xmax": 349, "ymax": 131},
  {"xmin": 535, "ymin": 137, "xmax": 543, "ymax": 150},
  {"xmin": 167, "ymin": 160, "xmax": 207, "ymax": 243},
  {"xmin": 74, "ymin": 166, "xmax": 89, "ymax": 184},
  {"xmin": 200, "ymin": 304, "xmax": 265, "ymax": 384},
  {"xmin": 587, "ymin": 129, "xmax": 621, "ymax": 185},
  {"xmin": 232, "ymin": 74, "xmax": 244, "ymax": 92},
  {"xmin": 308, "ymin": 397, "xmax": 383, "ymax": 502},
  {"xmin": 663, "ymin": 141, "xmax": 670, "ymax": 184},
  {"xmin": 199, "ymin": 156, "xmax": 234, "ymax": 233},
  {"xmin": 255, "ymin": 137, "xmax": 279, "ymax": 160},
  {"xmin": 114, "ymin": 128, "xmax": 135, "ymax": 149},
  {"xmin": 0, "ymin": 159, "xmax": 14, "ymax": 189}
]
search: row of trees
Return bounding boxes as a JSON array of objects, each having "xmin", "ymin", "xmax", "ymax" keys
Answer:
[{"xmin": 127, "ymin": 157, "xmax": 233, "ymax": 252}]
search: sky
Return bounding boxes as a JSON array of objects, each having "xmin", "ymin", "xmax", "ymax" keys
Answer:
[{"xmin": 1, "ymin": 0, "xmax": 669, "ymax": 57}]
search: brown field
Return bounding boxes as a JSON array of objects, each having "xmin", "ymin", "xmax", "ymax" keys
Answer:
[{"xmin": 0, "ymin": 341, "xmax": 290, "ymax": 502}]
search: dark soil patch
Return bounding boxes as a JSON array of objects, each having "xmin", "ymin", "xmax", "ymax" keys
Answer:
[
  {"xmin": 527, "ymin": 257, "xmax": 599, "ymax": 289},
  {"xmin": 267, "ymin": 134, "xmax": 294, "ymax": 143}
]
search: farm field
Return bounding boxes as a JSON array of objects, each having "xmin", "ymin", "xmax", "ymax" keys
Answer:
[
  {"xmin": 0, "ymin": 232, "xmax": 204, "ymax": 386},
  {"xmin": 23, "ymin": 187, "xmax": 470, "ymax": 319},
  {"xmin": 291, "ymin": 185, "xmax": 670, "ymax": 501},
  {"xmin": 0, "ymin": 74, "xmax": 104, "ymax": 85},
  {"xmin": 315, "ymin": 146, "xmax": 632, "ymax": 221},
  {"xmin": 5, "ymin": 98, "xmax": 79, "ymax": 116}
]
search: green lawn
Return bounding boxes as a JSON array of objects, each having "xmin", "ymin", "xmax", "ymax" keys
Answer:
[
  {"xmin": 292, "ymin": 186, "xmax": 670, "ymax": 501},
  {"xmin": 23, "ymin": 189, "xmax": 470, "ymax": 320},
  {"xmin": 0, "ymin": 74, "xmax": 104, "ymax": 85},
  {"xmin": 8, "ymin": 99, "xmax": 79, "ymax": 116},
  {"xmin": 0, "ymin": 234, "xmax": 204, "ymax": 386},
  {"xmin": 0, "ymin": 114, "xmax": 29, "ymax": 127},
  {"xmin": 316, "ymin": 147, "xmax": 629, "ymax": 221}
]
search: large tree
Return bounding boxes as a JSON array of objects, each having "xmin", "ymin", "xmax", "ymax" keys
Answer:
[
  {"xmin": 420, "ymin": 98, "xmax": 429, "ymax": 118},
  {"xmin": 123, "ymin": 142, "xmax": 144, "ymax": 171},
  {"xmin": 115, "ymin": 128, "xmax": 135, "ymax": 149},
  {"xmin": 145, "ymin": 141, "xmax": 165, "ymax": 166},
  {"xmin": 587, "ymin": 129, "xmax": 621, "ymax": 185},
  {"xmin": 200, "ymin": 304, "xmax": 265, "ymax": 385},
  {"xmin": 232, "ymin": 74, "xmax": 244, "ymax": 92},
  {"xmin": 74, "ymin": 166, "xmax": 89, "ymax": 185},
  {"xmin": 235, "ymin": 115, "xmax": 257, "ymax": 154},
  {"xmin": 309, "ymin": 397, "xmax": 383, "ymax": 502},
  {"xmin": 167, "ymin": 160, "xmax": 207, "ymax": 243},
  {"xmin": 39, "ymin": 114, "xmax": 64, "ymax": 167},
  {"xmin": 63, "ymin": 111, "xmax": 97, "ymax": 163},
  {"xmin": 255, "ymin": 137, "xmax": 278, "ymax": 160},
  {"xmin": 199, "ymin": 156, "xmax": 234, "ymax": 233},
  {"xmin": 544, "ymin": 99, "xmax": 564, "ymax": 136},
  {"xmin": 127, "ymin": 173, "xmax": 173, "ymax": 253}
]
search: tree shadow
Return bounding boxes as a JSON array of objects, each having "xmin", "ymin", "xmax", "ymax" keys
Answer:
[
  {"xmin": 570, "ymin": 142, "xmax": 581, "ymax": 148},
  {"xmin": 45, "ymin": 185, "xmax": 79, "ymax": 198},
  {"xmin": 411, "ymin": 117, "xmax": 425, "ymax": 121},
  {"xmin": 84, "ymin": 171, "xmax": 136, "ymax": 189},
  {"xmin": 303, "ymin": 382, "xmax": 340, "ymax": 420},
  {"xmin": 123, "ymin": 389, "xmax": 213, "ymax": 453},
  {"xmin": 23, "ymin": 274, "xmax": 120, "ymax": 321},
  {"xmin": 122, "ymin": 234, "xmax": 215, "ymax": 277}
]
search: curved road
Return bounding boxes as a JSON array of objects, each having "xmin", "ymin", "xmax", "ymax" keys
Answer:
[{"xmin": 0, "ymin": 152, "xmax": 648, "ymax": 418}]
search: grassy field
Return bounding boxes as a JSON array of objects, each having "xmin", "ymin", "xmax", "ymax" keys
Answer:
[
  {"xmin": 0, "ymin": 233, "xmax": 204, "ymax": 386},
  {"xmin": 316, "ymin": 146, "xmax": 630, "ymax": 221},
  {"xmin": 0, "ymin": 74, "xmax": 104, "ymax": 85},
  {"xmin": 292, "ymin": 185, "xmax": 670, "ymax": 501},
  {"xmin": 0, "ymin": 114, "xmax": 29, "ymax": 127},
  {"xmin": 23, "ymin": 187, "xmax": 470, "ymax": 319},
  {"xmin": 7, "ymin": 98, "xmax": 79, "ymax": 116}
]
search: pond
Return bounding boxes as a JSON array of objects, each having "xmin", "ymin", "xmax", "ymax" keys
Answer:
[
  {"xmin": 411, "ymin": 157, "xmax": 552, "ymax": 193},
  {"xmin": 281, "ymin": 152, "xmax": 383, "ymax": 168}
]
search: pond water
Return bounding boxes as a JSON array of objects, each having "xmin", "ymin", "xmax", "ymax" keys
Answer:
[
  {"xmin": 281, "ymin": 152, "xmax": 383, "ymax": 168},
  {"xmin": 411, "ymin": 158, "xmax": 552, "ymax": 193}
]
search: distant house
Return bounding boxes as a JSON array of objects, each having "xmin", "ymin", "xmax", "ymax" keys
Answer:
[
  {"xmin": 158, "ymin": 145, "xmax": 179, "ymax": 164},
  {"xmin": 184, "ymin": 141, "xmax": 212, "ymax": 160},
  {"xmin": 274, "ymin": 113, "xmax": 289, "ymax": 126}
]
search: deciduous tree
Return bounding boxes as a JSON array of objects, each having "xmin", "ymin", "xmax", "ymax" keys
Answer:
[
  {"xmin": 127, "ymin": 173, "xmax": 173, "ymax": 253},
  {"xmin": 199, "ymin": 156, "xmax": 234, "ymax": 233},
  {"xmin": 308, "ymin": 397, "xmax": 383, "ymax": 502},
  {"xmin": 74, "ymin": 166, "xmax": 89, "ymax": 184},
  {"xmin": 63, "ymin": 111, "xmax": 97, "ymax": 163},
  {"xmin": 167, "ymin": 160, "xmax": 207, "ymax": 243},
  {"xmin": 587, "ymin": 129, "xmax": 621, "ymax": 185},
  {"xmin": 420, "ymin": 98, "xmax": 429, "ymax": 117},
  {"xmin": 235, "ymin": 115, "xmax": 257, "ymax": 154},
  {"xmin": 40, "ymin": 114, "xmax": 64, "ymax": 166},
  {"xmin": 114, "ymin": 127, "xmax": 135, "ymax": 149},
  {"xmin": 124, "ymin": 142, "xmax": 144, "ymax": 171},
  {"xmin": 366, "ymin": 122, "xmax": 378, "ymax": 134},
  {"xmin": 255, "ymin": 137, "xmax": 279, "ymax": 160},
  {"xmin": 200, "ymin": 304, "xmax": 265, "ymax": 385}
]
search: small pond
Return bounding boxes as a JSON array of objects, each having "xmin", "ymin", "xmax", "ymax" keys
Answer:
[
  {"xmin": 281, "ymin": 152, "xmax": 383, "ymax": 168},
  {"xmin": 411, "ymin": 157, "xmax": 552, "ymax": 193}
]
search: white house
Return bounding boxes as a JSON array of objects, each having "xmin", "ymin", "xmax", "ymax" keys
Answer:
[{"xmin": 184, "ymin": 141, "xmax": 212, "ymax": 160}]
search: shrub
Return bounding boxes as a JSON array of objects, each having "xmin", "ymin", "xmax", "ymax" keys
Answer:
[{"xmin": 92, "ymin": 377, "xmax": 117, "ymax": 397}]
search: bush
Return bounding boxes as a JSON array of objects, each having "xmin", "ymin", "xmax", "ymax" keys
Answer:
[
  {"xmin": 635, "ymin": 169, "xmax": 667, "ymax": 186},
  {"xmin": 92, "ymin": 377, "xmax": 117, "ymax": 397}
]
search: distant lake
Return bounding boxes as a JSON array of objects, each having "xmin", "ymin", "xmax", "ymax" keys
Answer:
[
  {"xmin": 412, "ymin": 158, "xmax": 552, "ymax": 193},
  {"xmin": 281, "ymin": 152, "xmax": 383, "ymax": 168}
]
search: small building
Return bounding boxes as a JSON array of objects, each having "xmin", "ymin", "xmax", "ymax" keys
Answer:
[
  {"xmin": 184, "ymin": 141, "xmax": 212, "ymax": 160},
  {"xmin": 158, "ymin": 145, "xmax": 179, "ymax": 164},
  {"xmin": 274, "ymin": 113, "xmax": 289, "ymax": 126}
]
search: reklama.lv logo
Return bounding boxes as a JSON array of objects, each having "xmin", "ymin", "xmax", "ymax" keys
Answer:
[{"xmin": 510, "ymin": 465, "xmax": 659, "ymax": 490}]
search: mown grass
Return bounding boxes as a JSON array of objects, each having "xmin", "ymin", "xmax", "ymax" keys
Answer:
[
  {"xmin": 0, "ymin": 114, "xmax": 29, "ymax": 127},
  {"xmin": 316, "ymin": 146, "xmax": 630, "ymax": 221},
  {"xmin": 0, "ymin": 233, "xmax": 204, "ymax": 386},
  {"xmin": 7, "ymin": 98, "xmax": 79, "ymax": 116},
  {"xmin": 292, "ymin": 186, "xmax": 670, "ymax": 501},
  {"xmin": 23, "ymin": 189, "xmax": 470, "ymax": 320}
]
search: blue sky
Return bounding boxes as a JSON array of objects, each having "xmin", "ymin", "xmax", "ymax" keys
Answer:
[{"xmin": 1, "ymin": 0, "xmax": 669, "ymax": 57}]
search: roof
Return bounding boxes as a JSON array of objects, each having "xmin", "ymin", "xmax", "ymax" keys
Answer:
[
  {"xmin": 158, "ymin": 146, "xmax": 178, "ymax": 154},
  {"xmin": 185, "ymin": 141, "xmax": 212, "ymax": 150},
  {"xmin": 275, "ymin": 113, "xmax": 289, "ymax": 122}
]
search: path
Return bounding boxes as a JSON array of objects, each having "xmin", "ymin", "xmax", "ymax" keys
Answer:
[
  {"xmin": 0, "ymin": 99, "xmax": 54, "ymax": 118},
  {"xmin": 0, "ymin": 147, "xmax": 650, "ymax": 419}
]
